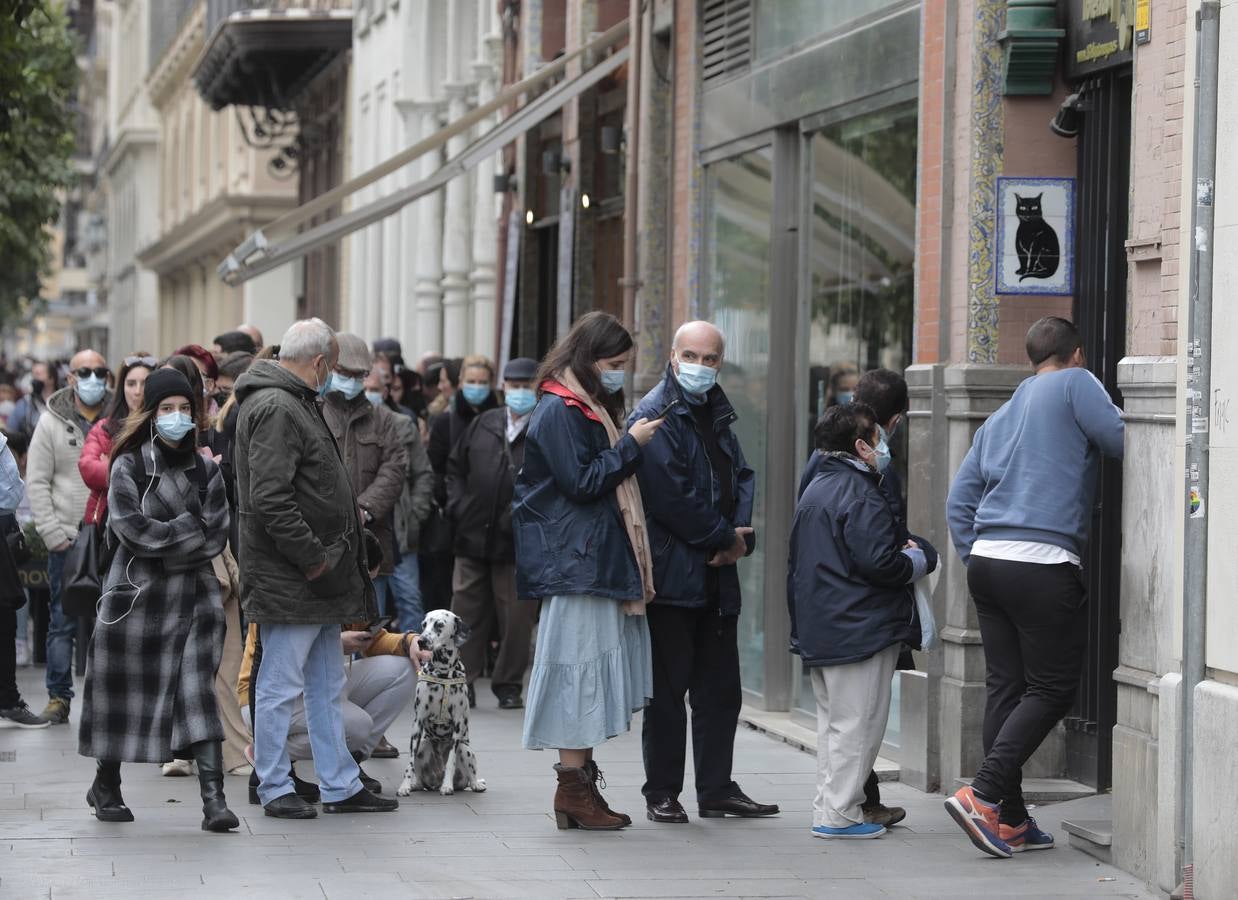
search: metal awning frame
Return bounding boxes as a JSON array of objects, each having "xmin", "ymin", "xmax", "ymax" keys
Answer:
[{"xmin": 218, "ymin": 18, "xmax": 631, "ymax": 284}]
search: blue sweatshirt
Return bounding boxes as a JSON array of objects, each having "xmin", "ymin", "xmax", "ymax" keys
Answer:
[{"xmin": 946, "ymin": 367, "xmax": 1125, "ymax": 564}]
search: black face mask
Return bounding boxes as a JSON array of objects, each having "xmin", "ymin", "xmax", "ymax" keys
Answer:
[
  {"xmin": 214, "ymin": 390, "xmax": 231, "ymax": 407},
  {"xmin": 30, "ymin": 379, "xmax": 44, "ymax": 397}
]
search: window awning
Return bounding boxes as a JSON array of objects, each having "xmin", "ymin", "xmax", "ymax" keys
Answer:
[{"xmin": 218, "ymin": 20, "xmax": 630, "ymax": 286}]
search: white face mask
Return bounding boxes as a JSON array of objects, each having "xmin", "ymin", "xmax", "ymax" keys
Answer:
[{"xmin": 674, "ymin": 359, "xmax": 719, "ymax": 396}]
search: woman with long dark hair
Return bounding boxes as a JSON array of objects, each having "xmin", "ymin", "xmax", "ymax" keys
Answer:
[
  {"xmin": 512, "ymin": 312, "xmax": 665, "ymax": 830},
  {"xmin": 78, "ymin": 368, "xmax": 237, "ymax": 831},
  {"xmin": 78, "ymin": 354, "xmax": 158, "ymax": 525}
]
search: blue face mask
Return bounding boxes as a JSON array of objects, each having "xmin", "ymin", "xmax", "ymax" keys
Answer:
[
  {"xmin": 329, "ymin": 373, "xmax": 364, "ymax": 401},
  {"xmin": 599, "ymin": 369, "xmax": 626, "ymax": 395},
  {"xmin": 871, "ymin": 437, "xmax": 892, "ymax": 473},
  {"xmin": 675, "ymin": 360, "xmax": 718, "ymax": 397},
  {"xmin": 505, "ymin": 387, "xmax": 536, "ymax": 416},
  {"xmin": 461, "ymin": 384, "xmax": 491, "ymax": 407},
  {"xmin": 835, "ymin": 391, "xmax": 854, "ymax": 406},
  {"xmin": 75, "ymin": 376, "xmax": 106, "ymax": 407},
  {"xmin": 365, "ymin": 391, "xmax": 385, "ymax": 408},
  {"xmin": 314, "ymin": 360, "xmax": 330, "ymax": 398},
  {"xmin": 155, "ymin": 411, "xmax": 195, "ymax": 444}
]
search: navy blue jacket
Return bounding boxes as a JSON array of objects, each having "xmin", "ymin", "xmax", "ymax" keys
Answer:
[
  {"xmin": 512, "ymin": 385, "xmax": 644, "ymax": 603},
  {"xmin": 628, "ymin": 368, "xmax": 755, "ymax": 615},
  {"xmin": 788, "ymin": 454, "xmax": 936, "ymax": 667},
  {"xmin": 798, "ymin": 449, "xmax": 908, "ymax": 542}
]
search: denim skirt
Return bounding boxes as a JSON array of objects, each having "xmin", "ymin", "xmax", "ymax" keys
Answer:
[{"xmin": 521, "ymin": 594, "xmax": 653, "ymax": 750}]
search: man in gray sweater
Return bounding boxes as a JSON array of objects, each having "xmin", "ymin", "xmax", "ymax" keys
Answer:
[{"xmin": 944, "ymin": 317, "xmax": 1124, "ymax": 859}]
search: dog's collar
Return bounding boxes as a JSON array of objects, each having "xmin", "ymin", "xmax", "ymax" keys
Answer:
[{"xmin": 419, "ymin": 671, "xmax": 467, "ymax": 688}]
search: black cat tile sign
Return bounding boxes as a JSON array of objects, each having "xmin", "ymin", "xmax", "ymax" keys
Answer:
[{"xmin": 995, "ymin": 176, "xmax": 1075, "ymax": 296}]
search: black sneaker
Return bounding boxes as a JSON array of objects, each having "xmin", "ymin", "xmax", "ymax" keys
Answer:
[
  {"xmin": 0, "ymin": 702, "xmax": 50, "ymax": 729},
  {"xmin": 322, "ymin": 787, "xmax": 398, "ymax": 814}
]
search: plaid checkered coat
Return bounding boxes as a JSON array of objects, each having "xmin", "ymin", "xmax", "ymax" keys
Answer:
[{"xmin": 78, "ymin": 441, "xmax": 230, "ymax": 763}]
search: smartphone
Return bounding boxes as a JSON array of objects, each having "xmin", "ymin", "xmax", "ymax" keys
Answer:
[
  {"xmin": 365, "ymin": 615, "xmax": 396, "ymax": 637},
  {"xmin": 653, "ymin": 398, "xmax": 680, "ymax": 420}
]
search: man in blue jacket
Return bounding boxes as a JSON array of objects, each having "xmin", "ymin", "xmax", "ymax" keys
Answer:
[
  {"xmin": 629, "ymin": 321, "xmax": 778, "ymax": 824},
  {"xmin": 789, "ymin": 402, "xmax": 934, "ymax": 840},
  {"xmin": 945, "ymin": 316, "xmax": 1124, "ymax": 859}
]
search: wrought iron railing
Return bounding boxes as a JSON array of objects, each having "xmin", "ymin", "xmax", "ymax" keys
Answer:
[{"xmin": 205, "ymin": 0, "xmax": 351, "ymax": 37}]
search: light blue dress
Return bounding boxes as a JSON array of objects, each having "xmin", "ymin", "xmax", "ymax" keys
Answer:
[{"xmin": 521, "ymin": 594, "xmax": 653, "ymax": 750}]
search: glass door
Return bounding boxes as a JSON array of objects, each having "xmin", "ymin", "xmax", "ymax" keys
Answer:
[
  {"xmin": 701, "ymin": 146, "xmax": 774, "ymax": 696},
  {"xmin": 793, "ymin": 101, "xmax": 918, "ymax": 720}
]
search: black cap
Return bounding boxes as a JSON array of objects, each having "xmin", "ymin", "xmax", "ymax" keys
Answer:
[
  {"xmin": 141, "ymin": 368, "xmax": 195, "ymax": 415},
  {"xmin": 503, "ymin": 357, "xmax": 538, "ymax": 381}
]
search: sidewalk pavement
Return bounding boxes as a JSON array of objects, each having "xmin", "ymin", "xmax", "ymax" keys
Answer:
[{"xmin": 1, "ymin": 666, "xmax": 1158, "ymax": 899}]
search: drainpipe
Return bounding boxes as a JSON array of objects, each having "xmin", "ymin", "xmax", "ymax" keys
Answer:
[
  {"xmin": 1179, "ymin": 2, "xmax": 1220, "ymax": 893},
  {"xmin": 621, "ymin": 0, "xmax": 643, "ymax": 382}
]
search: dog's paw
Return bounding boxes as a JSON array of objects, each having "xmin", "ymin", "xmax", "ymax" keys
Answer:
[
  {"xmin": 396, "ymin": 779, "xmax": 414, "ymax": 797},
  {"xmin": 471, "ymin": 778, "xmax": 487, "ymax": 793},
  {"xmin": 439, "ymin": 783, "xmax": 455, "ymax": 796}
]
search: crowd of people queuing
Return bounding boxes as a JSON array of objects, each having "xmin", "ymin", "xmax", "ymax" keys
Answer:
[{"xmin": 0, "ymin": 310, "xmax": 1120, "ymax": 859}]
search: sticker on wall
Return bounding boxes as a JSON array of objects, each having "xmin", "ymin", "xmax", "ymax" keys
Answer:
[
  {"xmin": 995, "ymin": 176, "xmax": 1075, "ymax": 296},
  {"xmin": 1189, "ymin": 488, "xmax": 1205, "ymax": 519}
]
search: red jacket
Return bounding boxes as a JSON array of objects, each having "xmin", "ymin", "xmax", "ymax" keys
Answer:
[{"xmin": 78, "ymin": 418, "xmax": 112, "ymax": 524}]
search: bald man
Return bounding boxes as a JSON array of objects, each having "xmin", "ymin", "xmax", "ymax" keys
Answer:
[
  {"xmin": 628, "ymin": 322, "xmax": 778, "ymax": 824},
  {"xmin": 237, "ymin": 324, "xmax": 265, "ymax": 352},
  {"xmin": 26, "ymin": 349, "xmax": 113, "ymax": 723}
]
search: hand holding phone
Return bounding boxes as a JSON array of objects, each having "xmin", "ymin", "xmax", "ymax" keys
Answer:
[{"xmin": 653, "ymin": 398, "xmax": 680, "ymax": 420}]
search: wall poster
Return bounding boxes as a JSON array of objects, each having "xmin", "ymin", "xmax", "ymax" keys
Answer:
[{"xmin": 995, "ymin": 176, "xmax": 1075, "ymax": 296}]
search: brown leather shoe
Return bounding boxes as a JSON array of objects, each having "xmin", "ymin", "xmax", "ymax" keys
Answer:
[
  {"xmin": 585, "ymin": 759, "xmax": 632, "ymax": 826},
  {"xmin": 647, "ymin": 797, "xmax": 689, "ymax": 823},
  {"xmin": 862, "ymin": 802, "xmax": 907, "ymax": 828},
  {"xmin": 553, "ymin": 764, "xmax": 627, "ymax": 830}
]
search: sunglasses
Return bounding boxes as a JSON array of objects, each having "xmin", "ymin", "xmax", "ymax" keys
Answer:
[
  {"xmin": 73, "ymin": 367, "xmax": 110, "ymax": 380},
  {"xmin": 124, "ymin": 355, "xmax": 159, "ymax": 368}
]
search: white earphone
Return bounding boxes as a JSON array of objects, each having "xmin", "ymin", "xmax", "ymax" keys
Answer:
[{"xmin": 96, "ymin": 426, "xmax": 160, "ymax": 626}]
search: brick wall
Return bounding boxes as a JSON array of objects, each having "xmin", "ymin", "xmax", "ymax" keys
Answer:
[
  {"xmin": 914, "ymin": 0, "xmax": 948, "ymax": 364},
  {"xmin": 1129, "ymin": 0, "xmax": 1188, "ymax": 357}
]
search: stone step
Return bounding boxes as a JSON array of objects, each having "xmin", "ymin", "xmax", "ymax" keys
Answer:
[
  {"xmin": 1062, "ymin": 817, "xmax": 1114, "ymax": 865},
  {"xmin": 952, "ymin": 777, "xmax": 1096, "ymax": 803},
  {"xmin": 738, "ymin": 706, "xmax": 901, "ymax": 781}
]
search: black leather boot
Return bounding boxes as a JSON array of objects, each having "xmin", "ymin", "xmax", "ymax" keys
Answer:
[
  {"xmin": 193, "ymin": 741, "xmax": 239, "ymax": 832},
  {"xmin": 86, "ymin": 759, "xmax": 134, "ymax": 823}
]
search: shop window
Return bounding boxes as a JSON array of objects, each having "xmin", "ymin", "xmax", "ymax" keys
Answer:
[{"xmin": 702, "ymin": 146, "xmax": 773, "ymax": 694}]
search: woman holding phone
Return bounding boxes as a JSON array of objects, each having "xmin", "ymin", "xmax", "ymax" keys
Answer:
[
  {"xmin": 78, "ymin": 368, "xmax": 238, "ymax": 832},
  {"xmin": 512, "ymin": 312, "xmax": 664, "ymax": 830}
]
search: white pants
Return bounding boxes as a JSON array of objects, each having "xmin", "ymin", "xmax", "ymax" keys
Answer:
[
  {"xmin": 810, "ymin": 645, "xmax": 899, "ymax": 828},
  {"xmin": 244, "ymin": 654, "xmax": 414, "ymax": 762}
]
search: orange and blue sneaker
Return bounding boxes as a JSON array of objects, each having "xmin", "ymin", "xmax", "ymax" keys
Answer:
[
  {"xmin": 999, "ymin": 817, "xmax": 1055, "ymax": 852},
  {"xmin": 944, "ymin": 785, "xmax": 1013, "ymax": 858}
]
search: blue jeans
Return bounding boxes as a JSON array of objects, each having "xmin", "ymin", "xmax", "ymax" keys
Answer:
[
  {"xmin": 45, "ymin": 550, "xmax": 74, "ymax": 701},
  {"xmin": 389, "ymin": 552, "xmax": 424, "ymax": 632},
  {"xmin": 372, "ymin": 575, "xmax": 392, "ymax": 618},
  {"xmin": 254, "ymin": 623, "xmax": 362, "ymax": 805}
]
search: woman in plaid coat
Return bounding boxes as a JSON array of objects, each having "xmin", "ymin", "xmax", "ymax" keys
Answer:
[{"xmin": 78, "ymin": 368, "xmax": 238, "ymax": 832}]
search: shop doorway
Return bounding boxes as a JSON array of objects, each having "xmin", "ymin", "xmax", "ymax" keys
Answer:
[{"xmin": 1069, "ymin": 67, "xmax": 1131, "ymax": 791}]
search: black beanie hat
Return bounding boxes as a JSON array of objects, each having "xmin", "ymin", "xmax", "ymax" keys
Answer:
[{"xmin": 141, "ymin": 368, "xmax": 196, "ymax": 417}]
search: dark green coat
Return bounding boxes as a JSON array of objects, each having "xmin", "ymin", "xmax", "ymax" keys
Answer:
[{"xmin": 232, "ymin": 360, "xmax": 376, "ymax": 625}]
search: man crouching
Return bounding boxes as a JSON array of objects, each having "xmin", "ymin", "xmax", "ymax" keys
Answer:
[{"xmin": 788, "ymin": 402, "xmax": 936, "ymax": 840}]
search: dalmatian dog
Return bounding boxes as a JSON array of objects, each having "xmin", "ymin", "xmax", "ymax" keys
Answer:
[{"xmin": 396, "ymin": 609, "xmax": 486, "ymax": 797}]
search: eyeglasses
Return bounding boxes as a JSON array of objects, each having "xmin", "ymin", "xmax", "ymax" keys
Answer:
[
  {"xmin": 124, "ymin": 355, "xmax": 158, "ymax": 368},
  {"xmin": 73, "ymin": 367, "xmax": 110, "ymax": 380}
]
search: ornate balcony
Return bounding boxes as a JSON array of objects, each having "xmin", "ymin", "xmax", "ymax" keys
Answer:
[{"xmin": 192, "ymin": 0, "xmax": 352, "ymax": 111}]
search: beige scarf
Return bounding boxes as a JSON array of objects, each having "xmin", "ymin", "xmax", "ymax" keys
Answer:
[{"xmin": 557, "ymin": 369, "xmax": 655, "ymax": 615}]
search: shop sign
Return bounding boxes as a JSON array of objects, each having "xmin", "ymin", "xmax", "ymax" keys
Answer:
[
  {"xmin": 995, "ymin": 177, "xmax": 1075, "ymax": 297},
  {"xmin": 1065, "ymin": 0, "xmax": 1134, "ymax": 79}
]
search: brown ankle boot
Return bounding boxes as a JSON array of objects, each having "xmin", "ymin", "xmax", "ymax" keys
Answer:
[
  {"xmin": 584, "ymin": 759, "xmax": 631, "ymax": 826},
  {"xmin": 553, "ymin": 764, "xmax": 626, "ymax": 830}
]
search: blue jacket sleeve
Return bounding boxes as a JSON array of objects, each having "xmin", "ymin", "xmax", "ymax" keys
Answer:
[
  {"xmin": 840, "ymin": 492, "xmax": 914, "ymax": 588},
  {"xmin": 0, "ymin": 443, "xmax": 22, "ymax": 511},
  {"xmin": 1068, "ymin": 369, "xmax": 1125, "ymax": 460},
  {"xmin": 633, "ymin": 417, "xmax": 736, "ymax": 551},
  {"xmin": 540, "ymin": 400, "xmax": 642, "ymax": 503},
  {"xmin": 946, "ymin": 441, "xmax": 984, "ymax": 566}
]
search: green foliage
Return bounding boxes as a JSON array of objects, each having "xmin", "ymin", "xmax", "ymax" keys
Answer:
[
  {"xmin": 0, "ymin": 0, "xmax": 79, "ymax": 326},
  {"xmin": 21, "ymin": 519, "xmax": 47, "ymax": 562}
]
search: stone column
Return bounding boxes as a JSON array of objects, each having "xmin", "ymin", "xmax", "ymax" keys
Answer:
[
  {"xmin": 468, "ymin": 9, "xmax": 501, "ymax": 361},
  {"xmin": 395, "ymin": 103, "xmax": 421, "ymax": 357},
  {"xmin": 403, "ymin": 101, "xmax": 445, "ymax": 361},
  {"xmin": 440, "ymin": 86, "xmax": 474, "ymax": 356}
]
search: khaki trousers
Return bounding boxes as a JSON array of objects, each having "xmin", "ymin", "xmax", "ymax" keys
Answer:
[
  {"xmin": 451, "ymin": 557, "xmax": 534, "ymax": 695},
  {"xmin": 810, "ymin": 645, "xmax": 898, "ymax": 828}
]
